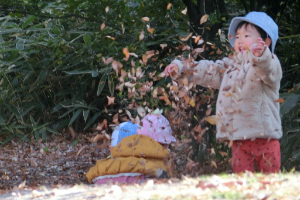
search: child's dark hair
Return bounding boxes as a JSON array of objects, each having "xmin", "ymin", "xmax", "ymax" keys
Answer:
[{"xmin": 235, "ymin": 21, "xmax": 272, "ymax": 51}]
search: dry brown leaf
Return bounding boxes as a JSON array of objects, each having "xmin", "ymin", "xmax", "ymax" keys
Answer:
[
  {"xmin": 167, "ymin": 3, "xmax": 172, "ymax": 10},
  {"xmin": 136, "ymin": 67, "xmax": 144, "ymax": 79},
  {"xmin": 183, "ymin": 77, "xmax": 188, "ymax": 86},
  {"xmin": 115, "ymin": 82, "xmax": 125, "ymax": 91},
  {"xmin": 107, "ymin": 96, "xmax": 115, "ymax": 105},
  {"xmin": 181, "ymin": 7, "xmax": 187, "ymax": 15},
  {"xmin": 69, "ymin": 126, "xmax": 76, "ymax": 138},
  {"xmin": 146, "ymin": 25, "xmax": 154, "ymax": 34},
  {"xmin": 30, "ymin": 158, "xmax": 38, "ymax": 167},
  {"xmin": 123, "ymin": 48, "xmax": 130, "ymax": 59},
  {"xmin": 142, "ymin": 54, "xmax": 148, "ymax": 65},
  {"xmin": 274, "ymin": 98, "xmax": 284, "ymax": 103},
  {"xmin": 100, "ymin": 23, "xmax": 105, "ymax": 31},
  {"xmin": 194, "ymin": 35, "xmax": 201, "ymax": 43},
  {"xmin": 160, "ymin": 43, "xmax": 167, "ymax": 49},
  {"xmin": 225, "ymin": 107, "xmax": 235, "ymax": 113},
  {"xmin": 113, "ymin": 113, "xmax": 119, "ymax": 125},
  {"xmin": 205, "ymin": 115, "xmax": 221, "ymax": 125},
  {"xmin": 142, "ymin": 17, "xmax": 150, "ymax": 21},
  {"xmin": 139, "ymin": 30, "xmax": 144, "ymax": 41},
  {"xmin": 103, "ymin": 57, "xmax": 114, "ymax": 65},
  {"xmin": 76, "ymin": 145, "xmax": 87, "ymax": 157},
  {"xmin": 206, "ymin": 107, "xmax": 212, "ymax": 116},
  {"xmin": 180, "ymin": 32, "xmax": 193, "ymax": 41},
  {"xmin": 189, "ymin": 98, "xmax": 195, "ymax": 107},
  {"xmin": 219, "ymin": 151, "xmax": 228, "ymax": 156},
  {"xmin": 200, "ymin": 14, "xmax": 209, "ymax": 25},
  {"xmin": 105, "ymin": 36, "xmax": 115, "ymax": 40},
  {"xmin": 211, "ymin": 160, "xmax": 217, "ymax": 168},
  {"xmin": 228, "ymin": 140, "xmax": 233, "ymax": 147}
]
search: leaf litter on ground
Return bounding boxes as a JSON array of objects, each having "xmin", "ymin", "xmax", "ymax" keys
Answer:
[{"xmin": 1, "ymin": 134, "xmax": 300, "ymax": 199}]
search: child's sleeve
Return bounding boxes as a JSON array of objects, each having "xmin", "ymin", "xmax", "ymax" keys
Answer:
[
  {"xmin": 171, "ymin": 59, "xmax": 225, "ymax": 90},
  {"xmin": 248, "ymin": 47, "xmax": 282, "ymax": 88}
]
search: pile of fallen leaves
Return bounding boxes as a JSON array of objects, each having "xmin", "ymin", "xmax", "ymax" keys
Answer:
[
  {"xmin": 0, "ymin": 131, "xmax": 110, "ymax": 191},
  {"xmin": 0, "ymin": 125, "xmax": 231, "ymax": 193}
]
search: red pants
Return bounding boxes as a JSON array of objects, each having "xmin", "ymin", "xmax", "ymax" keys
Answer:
[{"xmin": 232, "ymin": 139, "xmax": 280, "ymax": 173}]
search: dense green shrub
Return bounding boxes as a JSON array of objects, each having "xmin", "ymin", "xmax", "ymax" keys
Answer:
[{"xmin": 0, "ymin": 0, "xmax": 300, "ymax": 171}]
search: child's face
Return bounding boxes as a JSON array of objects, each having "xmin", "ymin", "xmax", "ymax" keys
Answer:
[{"xmin": 234, "ymin": 24, "xmax": 262, "ymax": 53}]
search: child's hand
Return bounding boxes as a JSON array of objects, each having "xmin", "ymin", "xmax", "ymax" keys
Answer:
[
  {"xmin": 164, "ymin": 63, "xmax": 178, "ymax": 77},
  {"xmin": 252, "ymin": 37, "xmax": 266, "ymax": 57}
]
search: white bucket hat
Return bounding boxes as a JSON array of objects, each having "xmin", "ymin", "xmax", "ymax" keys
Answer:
[{"xmin": 228, "ymin": 12, "xmax": 278, "ymax": 53}]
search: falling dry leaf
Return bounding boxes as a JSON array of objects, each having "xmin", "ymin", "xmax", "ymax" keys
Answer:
[
  {"xmin": 167, "ymin": 3, "xmax": 172, "ymax": 10},
  {"xmin": 101, "ymin": 23, "xmax": 105, "ymax": 31},
  {"xmin": 147, "ymin": 26, "xmax": 154, "ymax": 34},
  {"xmin": 115, "ymin": 82, "xmax": 125, "ymax": 91},
  {"xmin": 200, "ymin": 14, "xmax": 209, "ymax": 25},
  {"xmin": 189, "ymin": 98, "xmax": 195, "ymax": 107},
  {"xmin": 142, "ymin": 17, "xmax": 150, "ymax": 22},
  {"xmin": 113, "ymin": 113, "xmax": 119, "ymax": 125},
  {"xmin": 123, "ymin": 48, "xmax": 130, "ymax": 59},
  {"xmin": 219, "ymin": 151, "xmax": 228, "ymax": 156},
  {"xmin": 142, "ymin": 54, "xmax": 148, "ymax": 65},
  {"xmin": 194, "ymin": 35, "xmax": 201, "ymax": 43},
  {"xmin": 181, "ymin": 7, "xmax": 187, "ymax": 15},
  {"xmin": 160, "ymin": 43, "xmax": 167, "ymax": 49},
  {"xmin": 180, "ymin": 32, "xmax": 193, "ymax": 41},
  {"xmin": 205, "ymin": 115, "xmax": 221, "ymax": 125},
  {"xmin": 105, "ymin": 36, "xmax": 115, "ymax": 40},
  {"xmin": 107, "ymin": 96, "xmax": 115, "ymax": 105},
  {"xmin": 218, "ymin": 29, "xmax": 221, "ymax": 35},
  {"xmin": 274, "ymin": 98, "xmax": 284, "ymax": 103},
  {"xmin": 211, "ymin": 160, "xmax": 217, "ymax": 168},
  {"xmin": 139, "ymin": 30, "xmax": 144, "ymax": 40}
]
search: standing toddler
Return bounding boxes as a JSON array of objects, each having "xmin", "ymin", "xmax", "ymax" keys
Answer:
[{"xmin": 165, "ymin": 12, "xmax": 282, "ymax": 173}]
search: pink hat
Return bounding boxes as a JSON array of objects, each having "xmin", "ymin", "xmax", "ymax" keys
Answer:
[{"xmin": 137, "ymin": 113, "xmax": 176, "ymax": 144}]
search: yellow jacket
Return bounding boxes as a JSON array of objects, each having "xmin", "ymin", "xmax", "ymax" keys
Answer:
[{"xmin": 86, "ymin": 134, "xmax": 172, "ymax": 183}]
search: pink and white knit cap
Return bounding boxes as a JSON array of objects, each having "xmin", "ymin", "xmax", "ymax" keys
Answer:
[{"xmin": 137, "ymin": 113, "xmax": 176, "ymax": 144}]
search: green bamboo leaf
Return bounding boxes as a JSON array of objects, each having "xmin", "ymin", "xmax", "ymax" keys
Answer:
[
  {"xmin": 37, "ymin": 69, "xmax": 47, "ymax": 84},
  {"xmin": 280, "ymin": 94, "xmax": 300, "ymax": 118},
  {"xmin": 30, "ymin": 116, "xmax": 37, "ymax": 129},
  {"xmin": 71, "ymin": 139, "xmax": 79, "ymax": 147},
  {"xmin": 16, "ymin": 39, "xmax": 25, "ymax": 50},
  {"xmin": 68, "ymin": 108, "xmax": 83, "ymax": 126},
  {"xmin": 59, "ymin": 107, "xmax": 77, "ymax": 118},
  {"xmin": 83, "ymin": 109, "xmax": 90, "ymax": 122},
  {"xmin": 64, "ymin": 70, "xmax": 93, "ymax": 75},
  {"xmin": 5, "ymin": 104, "xmax": 21, "ymax": 119},
  {"xmin": 34, "ymin": 131, "xmax": 40, "ymax": 140},
  {"xmin": 20, "ymin": 106, "xmax": 35, "ymax": 117},
  {"xmin": 83, "ymin": 34, "xmax": 91, "ymax": 44},
  {"xmin": 108, "ymin": 74, "xmax": 114, "ymax": 96},
  {"xmin": 41, "ymin": 129, "xmax": 47, "ymax": 142},
  {"xmin": 16, "ymin": 132, "xmax": 30, "ymax": 142},
  {"xmin": 0, "ymin": 115, "xmax": 5, "ymax": 124},
  {"xmin": 97, "ymin": 73, "xmax": 108, "ymax": 96},
  {"xmin": 45, "ymin": 127, "xmax": 61, "ymax": 135},
  {"xmin": 84, "ymin": 112, "xmax": 102, "ymax": 130},
  {"xmin": 1, "ymin": 134, "xmax": 16, "ymax": 145}
]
